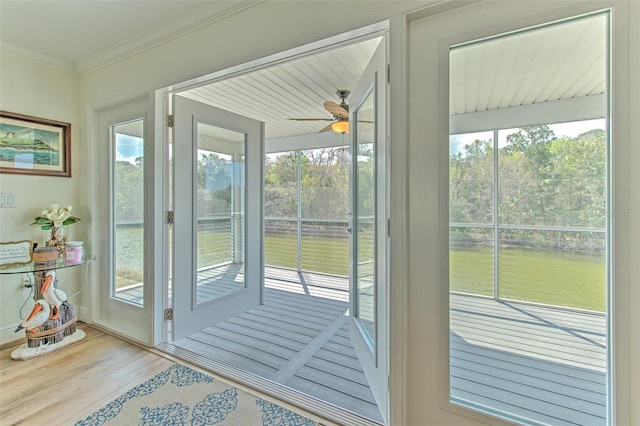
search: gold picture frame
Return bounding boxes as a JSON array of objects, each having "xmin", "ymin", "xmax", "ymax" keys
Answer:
[{"xmin": 0, "ymin": 111, "xmax": 71, "ymax": 177}]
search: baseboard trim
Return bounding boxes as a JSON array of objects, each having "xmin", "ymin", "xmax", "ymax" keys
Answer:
[{"xmin": 0, "ymin": 323, "xmax": 24, "ymax": 348}]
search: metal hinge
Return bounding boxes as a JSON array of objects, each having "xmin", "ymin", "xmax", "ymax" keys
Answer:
[
  {"xmin": 164, "ymin": 308, "xmax": 173, "ymax": 321},
  {"xmin": 165, "ymin": 114, "xmax": 174, "ymax": 128},
  {"xmin": 166, "ymin": 210, "xmax": 174, "ymax": 225},
  {"xmin": 388, "ymin": 218, "xmax": 391, "ymax": 237},
  {"xmin": 387, "ymin": 64, "xmax": 391, "ymax": 83}
]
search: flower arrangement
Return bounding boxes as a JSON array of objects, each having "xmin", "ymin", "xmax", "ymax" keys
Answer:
[{"xmin": 31, "ymin": 204, "xmax": 80, "ymax": 230}]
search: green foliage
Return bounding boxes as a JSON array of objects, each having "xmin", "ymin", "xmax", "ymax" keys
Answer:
[
  {"xmin": 115, "ymin": 158, "xmax": 144, "ymax": 222},
  {"xmin": 197, "ymin": 153, "xmax": 232, "ymax": 217},
  {"xmin": 265, "ymin": 147, "xmax": 350, "ymax": 220},
  {"xmin": 450, "ymin": 125, "xmax": 607, "ymax": 249}
]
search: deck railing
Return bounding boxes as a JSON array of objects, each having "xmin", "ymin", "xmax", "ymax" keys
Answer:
[
  {"xmin": 450, "ymin": 223, "xmax": 607, "ymax": 312},
  {"xmin": 265, "ymin": 217, "xmax": 349, "ymax": 276}
]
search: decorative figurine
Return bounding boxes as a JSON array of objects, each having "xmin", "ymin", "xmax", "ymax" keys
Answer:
[
  {"xmin": 15, "ymin": 300, "xmax": 50, "ymax": 333},
  {"xmin": 41, "ymin": 270, "xmax": 68, "ymax": 320}
]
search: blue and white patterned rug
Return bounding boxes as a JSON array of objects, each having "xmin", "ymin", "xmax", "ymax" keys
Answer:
[{"xmin": 74, "ymin": 363, "xmax": 318, "ymax": 426}]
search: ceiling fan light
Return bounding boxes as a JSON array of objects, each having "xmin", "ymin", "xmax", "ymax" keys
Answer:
[{"xmin": 331, "ymin": 120, "xmax": 349, "ymax": 134}]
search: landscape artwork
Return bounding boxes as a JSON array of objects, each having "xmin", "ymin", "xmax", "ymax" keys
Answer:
[{"xmin": 0, "ymin": 111, "xmax": 71, "ymax": 177}]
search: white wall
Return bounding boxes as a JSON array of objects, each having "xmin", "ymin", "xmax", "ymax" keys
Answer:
[{"xmin": 0, "ymin": 52, "xmax": 86, "ymax": 345}]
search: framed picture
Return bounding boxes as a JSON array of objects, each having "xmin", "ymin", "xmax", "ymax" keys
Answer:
[
  {"xmin": 0, "ymin": 240, "xmax": 33, "ymax": 267},
  {"xmin": 0, "ymin": 111, "xmax": 71, "ymax": 177}
]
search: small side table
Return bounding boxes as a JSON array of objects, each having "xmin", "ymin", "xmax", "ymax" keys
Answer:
[{"xmin": 0, "ymin": 255, "xmax": 95, "ymax": 360}]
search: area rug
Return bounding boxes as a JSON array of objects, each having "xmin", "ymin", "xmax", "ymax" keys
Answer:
[{"xmin": 74, "ymin": 363, "xmax": 318, "ymax": 425}]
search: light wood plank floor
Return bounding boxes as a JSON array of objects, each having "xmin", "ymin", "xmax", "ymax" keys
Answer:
[
  {"xmin": 0, "ymin": 323, "xmax": 330, "ymax": 426},
  {"xmin": 0, "ymin": 324, "xmax": 173, "ymax": 425}
]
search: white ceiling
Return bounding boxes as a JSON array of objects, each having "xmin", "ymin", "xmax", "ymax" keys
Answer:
[
  {"xmin": 0, "ymin": 1, "xmax": 250, "ymax": 70},
  {"xmin": 0, "ymin": 0, "xmax": 382, "ymax": 139},
  {"xmin": 1, "ymin": 2, "xmax": 606, "ymax": 141}
]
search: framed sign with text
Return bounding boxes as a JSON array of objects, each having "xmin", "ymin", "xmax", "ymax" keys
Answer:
[{"xmin": 0, "ymin": 240, "xmax": 33, "ymax": 267}]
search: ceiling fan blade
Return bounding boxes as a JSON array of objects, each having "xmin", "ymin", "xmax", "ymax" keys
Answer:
[
  {"xmin": 323, "ymin": 101, "xmax": 349, "ymax": 118},
  {"xmin": 287, "ymin": 118, "xmax": 334, "ymax": 121},
  {"xmin": 318, "ymin": 123, "xmax": 334, "ymax": 133}
]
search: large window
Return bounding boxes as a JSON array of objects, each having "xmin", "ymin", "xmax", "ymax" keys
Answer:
[{"xmin": 449, "ymin": 13, "xmax": 609, "ymax": 425}]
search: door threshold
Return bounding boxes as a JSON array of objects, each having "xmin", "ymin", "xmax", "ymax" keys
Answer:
[{"xmin": 156, "ymin": 342, "xmax": 382, "ymax": 426}]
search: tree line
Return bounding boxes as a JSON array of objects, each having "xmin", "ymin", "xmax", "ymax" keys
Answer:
[
  {"xmin": 114, "ymin": 146, "xmax": 356, "ymax": 223},
  {"xmin": 450, "ymin": 125, "xmax": 607, "ymax": 253}
]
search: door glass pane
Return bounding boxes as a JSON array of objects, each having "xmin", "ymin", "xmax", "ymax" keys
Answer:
[
  {"xmin": 196, "ymin": 122, "xmax": 245, "ymax": 304},
  {"xmin": 449, "ymin": 14, "xmax": 609, "ymax": 425},
  {"xmin": 355, "ymin": 88, "xmax": 376, "ymax": 348},
  {"xmin": 112, "ymin": 119, "xmax": 145, "ymax": 306}
]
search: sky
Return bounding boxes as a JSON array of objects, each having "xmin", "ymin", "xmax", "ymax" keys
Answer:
[{"xmin": 116, "ymin": 134, "xmax": 143, "ymax": 164}]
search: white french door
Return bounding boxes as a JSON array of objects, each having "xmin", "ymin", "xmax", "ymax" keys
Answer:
[
  {"xmin": 349, "ymin": 37, "xmax": 389, "ymax": 422},
  {"xmin": 172, "ymin": 95, "xmax": 264, "ymax": 340}
]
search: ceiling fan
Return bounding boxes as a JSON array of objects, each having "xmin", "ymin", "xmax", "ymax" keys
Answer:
[{"xmin": 288, "ymin": 89, "xmax": 351, "ymax": 134}]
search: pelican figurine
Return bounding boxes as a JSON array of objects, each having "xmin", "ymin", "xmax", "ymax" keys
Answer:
[
  {"xmin": 41, "ymin": 270, "xmax": 67, "ymax": 320},
  {"xmin": 15, "ymin": 299, "xmax": 50, "ymax": 333}
]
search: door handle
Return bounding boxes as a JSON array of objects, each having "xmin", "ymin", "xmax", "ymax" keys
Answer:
[{"xmin": 345, "ymin": 227, "xmax": 353, "ymax": 234}]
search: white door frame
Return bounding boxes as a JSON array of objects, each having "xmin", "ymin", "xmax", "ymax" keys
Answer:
[{"xmin": 92, "ymin": 95, "xmax": 163, "ymax": 346}]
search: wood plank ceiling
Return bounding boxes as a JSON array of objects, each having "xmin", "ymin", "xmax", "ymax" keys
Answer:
[
  {"xmin": 180, "ymin": 37, "xmax": 382, "ymax": 140},
  {"xmin": 179, "ymin": 13, "xmax": 605, "ymax": 141},
  {"xmin": 449, "ymin": 15, "xmax": 606, "ymax": 116}
]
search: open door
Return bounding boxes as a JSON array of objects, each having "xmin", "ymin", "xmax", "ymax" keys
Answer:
[
  {"xmin": 172, "ymin": 95, "xmax": 264, "ymax": 340},
  {"xmin": 349, "ymin": 37, "xmax": 388, "ymax": 422}
]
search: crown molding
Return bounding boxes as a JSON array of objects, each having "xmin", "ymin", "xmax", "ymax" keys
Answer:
[
  {"xmin": 75, "ymin": 1, "xmax": 265, "ymax": 76},
  {"xmin": 1, "ymin": 42, "xmax": 77, "ymax": 74}
]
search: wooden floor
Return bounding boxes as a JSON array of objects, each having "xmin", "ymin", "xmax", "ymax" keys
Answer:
[
  {"xmin": 0, "ymin": 324, "xmax": 174, "ymax": 425},
  {"xmin": 0, "ymin": 323, "xmax": 330, "ymax": 426}
]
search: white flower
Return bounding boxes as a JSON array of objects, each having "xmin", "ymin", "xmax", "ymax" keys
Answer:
[
  {"xmin": 31, "ymin": 203, "xmax": 80, "ymax": 229},
  {"xmin": 47, "ymin": 209, "xmax": 71, "ymax": 227}
]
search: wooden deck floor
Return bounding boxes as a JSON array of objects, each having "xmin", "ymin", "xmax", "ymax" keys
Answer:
[
  {"xmin": 169, "ymin": 267, "xmax": 384, "ymax": 424},
  {"xmin": 451, "ymin": 294, "xmax": 606, "ymax": 425},
  {"xmin": 118, "ymin": 268, "xmax": 607, "ymax": 426}
]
